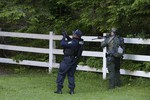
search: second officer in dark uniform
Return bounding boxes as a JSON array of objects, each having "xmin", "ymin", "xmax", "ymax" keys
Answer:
[{"xmin": 54, "ymin": 29, "xmax": 84, "ymax": 94}]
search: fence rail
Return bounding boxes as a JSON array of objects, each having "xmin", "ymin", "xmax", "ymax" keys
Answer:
[{"xmin": 0, "ymin": 31, "xmax": 149, "ymax": 78}]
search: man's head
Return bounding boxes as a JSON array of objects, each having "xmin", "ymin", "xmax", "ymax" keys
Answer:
[
  {"xmin": 110, "ymin": 27, "xmax": 117, "ymax": 35},
  {"xmin": 72, "ymin": 29, "xmax": 83, "ymax": 38}
]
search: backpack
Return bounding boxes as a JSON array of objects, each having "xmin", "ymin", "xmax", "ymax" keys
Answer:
[{"xmin": 109, "ymin": 36, "xmax": 124, "ymax": 58}]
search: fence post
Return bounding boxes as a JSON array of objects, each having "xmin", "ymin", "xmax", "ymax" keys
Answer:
[
  {"xmin": 102, "ymin": 33, "xmax": 107, "ymax": 79},
  {"xmin": 49, "ymin": 31, "xmax": 53, "ymax": 73},
  {"xmin": 53, "ymin": 39, "xmax": 56, "ymax": 64}
]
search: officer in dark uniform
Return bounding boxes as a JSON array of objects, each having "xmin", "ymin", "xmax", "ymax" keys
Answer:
[
  {"xmin": 54, "ymin": 29, "xmax": 84, "ymax": 94},
  {"xmin": 101, "ymin": 28, "xmax": 124, "ymax": 89}
]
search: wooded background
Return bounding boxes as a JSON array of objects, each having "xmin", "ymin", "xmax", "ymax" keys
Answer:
[{"xmin": 0, "ymin": 0, "xmax": 150, "ymax": 72}]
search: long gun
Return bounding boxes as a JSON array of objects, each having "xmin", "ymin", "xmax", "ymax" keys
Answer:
[
  {"xmin": 92, "ymin": 36, "xmax": 104, "ymax": 40},
  {"xmin": 92, "ymin": 33, "xmax": 110, "ymax": 40},
  {"xmin": 62, "ymin": 26, "xmax": 68, "ymax": 37}
]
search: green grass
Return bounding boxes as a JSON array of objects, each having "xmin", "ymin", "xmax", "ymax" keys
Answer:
[{"xmin": 0, "ymin": 71, "xmax": 150, "ymax": 100}]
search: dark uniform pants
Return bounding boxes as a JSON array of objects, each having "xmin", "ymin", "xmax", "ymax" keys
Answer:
[
  {"xmin": 107, "ymin": 56, "xmax": 121, "ymax": 88},
  {"xmin": 56, "ymin": 56, "xmax": 77, "ymax": 91}
]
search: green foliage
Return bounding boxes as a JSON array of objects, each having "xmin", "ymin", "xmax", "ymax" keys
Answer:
[
  {"xmin": 14, "ymin": 66, "xmax": 28, "ymax": 74},
  {"xmin": 122, "ymin": 60, "xmax": 150, "ymax": 72},
  {"xmin": 0, "ymin": 0, "xmax": 149, "ymax": 35},
  {"xmin": 11, "ymin": 52, "xmax": 48, "ymax": 62},
  {"xmin": 12, "ymin": 55, "xmax": 23, "ymax": 63},
  {"xmin": 85, "ymin": 57, "xmax": 103, "ymax": 69},
  {"xmin": 122, "ymin": 60, "xmax": 141, "ymax": 71},
  {"xmin": 143, "ymin": 62, "xmax": 150, "ymax": 72},
  {"xmin": 78, "ymin": 61, "xmax": 85, "ymax": 66}
]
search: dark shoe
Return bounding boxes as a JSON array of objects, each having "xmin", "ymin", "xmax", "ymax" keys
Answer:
[
  {"xmin": 108, "ymin": 86, "xmax": 115, "ymax": 90},
  {"xmin": 69, "ymin": 90, "xmax": 74, "ymax": 95},
  {"xmin": 54, "ymin": 90, "xmax": 62, "ymax": 94},
  {"xmin": 116, "ymin": 83, "xmax": 122, "ymax": 87}
]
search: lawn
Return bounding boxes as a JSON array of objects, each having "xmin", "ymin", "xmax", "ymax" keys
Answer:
[{"xmin": 0, "ymin": 70, "xmax": 150, "ymax": 100}]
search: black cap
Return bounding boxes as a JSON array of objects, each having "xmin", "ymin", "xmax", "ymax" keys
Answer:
[{"xmin": 72, "ymin": 29, "xmax": 83, "ymax": 38}]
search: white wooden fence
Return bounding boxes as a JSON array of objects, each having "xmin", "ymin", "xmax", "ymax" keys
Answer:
[{"xmin": 0, "ymin": 31, "xmax": 150, "ymax": 79}]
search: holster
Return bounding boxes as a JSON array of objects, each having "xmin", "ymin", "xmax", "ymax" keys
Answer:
[{"xmin": 106, "ymin": 53, "xmax": 113, "ymax": 58}]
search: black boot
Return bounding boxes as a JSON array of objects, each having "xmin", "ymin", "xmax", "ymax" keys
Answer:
[
  {"xmin": 69, "ymin": 90, "xmax": 74, "ymax": 95},
  {"xmin": 54, "ymin": 90, "xmax": 62, "ymax": 94}
]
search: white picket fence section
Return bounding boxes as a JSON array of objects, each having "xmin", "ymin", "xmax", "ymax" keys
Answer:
[{"xmin": 0, "ymin": 31, "xmax": 150, "ymax": 79}]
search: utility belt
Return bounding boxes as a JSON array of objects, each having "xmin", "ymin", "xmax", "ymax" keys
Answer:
[
  {"xmin": 106, "ymin": 53, "xmax": 113, "ymax": 57},
  {"xmin": 106, "ymin": 53, "xmax": 123, "ymax": 59},
  {"xmin": 64, "ymin": 55, "xmax": 78, "ymax": 59}
]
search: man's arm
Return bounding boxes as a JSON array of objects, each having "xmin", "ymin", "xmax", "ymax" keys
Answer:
[
  {"xmin": 61, "ymin": 38, "xmax": 78, "ymax": 48},
  {"xmin": 120, "ymin": 37, "xmax": 125, "ymax": 53},
  {"xmin": 101, "ymin": 38, "xmax": 109, "ymax": 48},
  {"xmin": 66, "ymin": 35, "xmax": 72, "ymax": 41}
]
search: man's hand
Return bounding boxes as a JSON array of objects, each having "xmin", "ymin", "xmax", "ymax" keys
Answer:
[{"xmin": 62, "ymin": 32, "xmax": 67, "ymax": 37}]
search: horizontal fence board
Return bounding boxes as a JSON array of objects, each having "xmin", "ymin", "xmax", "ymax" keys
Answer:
[
  {"xmin": 82, "ymin": 36, "xmax": 104, "ymax": 42},
  {"xmin": 53, "ymin": 49, "xmax": 103, "ymax": 57},
  {"xmin": 0, "ymin": 44, "xmax": 49, "ymax": 54},
  {"xmin": 120, "ymin": 69, "xmax": 150, "ymax": 78},
  {"xmin": 53, "ymin": 49, "xmax": 63, "ymax": 55},
  {"xmin": 0, "ymin": 31, "xmax": 49, "ymax": 40},
  {"xmin": 52, "ymin": 63, "xmax": 59, "ymax": 68},
  {"xmin": 53, "ymin": 35, "xmax": 62, "ymax": 40},
  {"xmin": 0, "ymin": 57, "xmax": 49, "ymax": 67},
  {"xmin": 53, "ymin": 35, "xmax": 104, "ymax": 42},
  {"xmin": 82, "ymin": 51, "xmax": 103, "ymax": 57},
  {"xmin": 124, "ymin": 38, "xmax": 150, "ymax": 45},
  {"xmin": 52, "ymin": 63, "xmax": 103, "ymax": 72},
  {"xmin": 123, "ymin": 54, "xmax": 150, "ymax": 61},
  {"xmin": 76, "ymin": 65, "xmax": 102, "ymax": 72}
]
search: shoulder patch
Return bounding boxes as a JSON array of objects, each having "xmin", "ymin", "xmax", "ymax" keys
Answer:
[
  {"xmin": 79, "ymin": 41, "xmax": 84, "ymax": 45},
  {"xmin": 68, "ymin": 41, "xmax": 72, "ymax": 44}
]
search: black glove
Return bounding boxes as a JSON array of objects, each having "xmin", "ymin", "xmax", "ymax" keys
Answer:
[{"xmin": 62, "ymin": 32, "xmax": 67, "ymax": 37}]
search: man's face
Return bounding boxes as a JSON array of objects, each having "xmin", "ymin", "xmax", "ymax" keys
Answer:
[
  {"xmin": 111, "ymin": 32, "xmax": 115, "ymax": 36},
  {"xmin": 72, "ymin": 34, "xmax": 79, "ymax": 38}
]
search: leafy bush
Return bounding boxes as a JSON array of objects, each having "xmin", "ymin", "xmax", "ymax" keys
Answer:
[
  {"xmin": 143, "ymin": 62, "xmax": 150, "ymax": 72},
  {"xmin": 122, "ymin": 60, "xmax": 150, "ymax": 72},
  {"xmin": 85, "ymin": 57, "xmax": 103, "ymax": 69}
]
